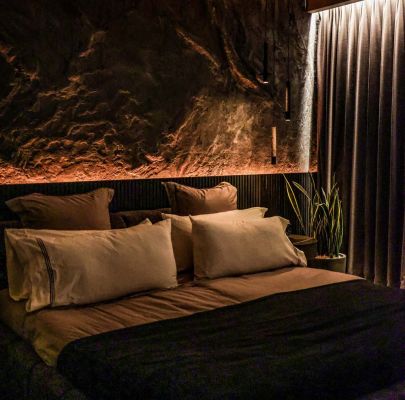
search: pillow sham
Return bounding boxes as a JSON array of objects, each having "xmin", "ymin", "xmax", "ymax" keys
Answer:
[
  {"xmin": 6, "ymin": 188, "xmax": 114, "ymax": 230},
  {"xmin": 162, "ymin": 207, "xmax": 267, "ymax": 272},
  {"xmin": 4, "ymin": 219, "xmax": 153, "ymax": 301},
  {"xmin": 162, "ymin": 181, "xmax": 237, "ymax": 216},
  {"xmin": 192, "ymin": 216, "xmax": 306, "ymax": 279},
  {"xmin": 6, "ymin": 219, "xmax": 177, "ymax": 312}
]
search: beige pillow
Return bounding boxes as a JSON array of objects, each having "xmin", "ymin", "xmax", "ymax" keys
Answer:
[
  {"xmin": 6, "ymin": 188, "xmax": 114, "ymax": 230},
  {"xmin": 162, "ymin": 182, "xmax": 237, "ymax": 215},
  {"xmin": 191, "ymin": 217, "xmax": 307, "ymax": 279},
  {"xmin": 6, "ymin": 220, "xmax": 176, "ymax": 312},
  {"xmin": 162, "ymin": 208, "xmax": 267, "ymax": 272},
  {"xmin": 4, "ymin": 219, "xmax": 152, "ymax": 301}
]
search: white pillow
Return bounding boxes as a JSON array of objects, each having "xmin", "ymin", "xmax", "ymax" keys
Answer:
[
  {"xmin": 6, "ymin": 219, "xmax": 176, "ymax": 312},
  {"xmin": 191, "ymin": 216, "xmax": 307, "ymax": 279},
  {"xmin": 5, "ymin": 219, "xmax": 152, "ymax": 301},
  {"xmin": 162, "ymin": 208, "xmax": 267, "ymax": 272}
]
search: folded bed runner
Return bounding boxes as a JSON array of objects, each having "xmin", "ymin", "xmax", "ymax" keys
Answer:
[{"xmin": 57, "ymin": 280, "xmax": 405, "ymax": 400}]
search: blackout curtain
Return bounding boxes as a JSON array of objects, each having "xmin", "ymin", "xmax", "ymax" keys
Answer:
[{"xmin": 317, "ymin": 0, "xmax": 404, "ymax": 287}]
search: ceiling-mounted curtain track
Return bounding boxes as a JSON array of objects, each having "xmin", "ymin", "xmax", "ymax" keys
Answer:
[{"xmin": 306, "ymin": 0, "xmax": 364, "ymax": 13}]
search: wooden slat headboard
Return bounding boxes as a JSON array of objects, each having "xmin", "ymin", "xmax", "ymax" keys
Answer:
[{"xmin": 0, "ymin": 173, "xmax": 315, "ymax": 234}]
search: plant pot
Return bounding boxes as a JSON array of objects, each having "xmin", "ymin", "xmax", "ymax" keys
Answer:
[
  {"xmin": 288, "ymin": 234, "xmax": 318, "ymax": 261},
  {"xmin": 308, "ymin": 253, "xmax": 347, "ymax": 273}
]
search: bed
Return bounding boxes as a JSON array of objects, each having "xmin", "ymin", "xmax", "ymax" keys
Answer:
[{"xmin": 0, "ymin": 179, "xmax": 404, "ymax": 400}]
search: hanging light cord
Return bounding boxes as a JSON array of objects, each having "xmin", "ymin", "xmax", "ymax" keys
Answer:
[
  {"xmin": 272, "ymin": 0, "xmax": 276, "ymax": 85},
  {"xmin": 265, "ymin": 0, "xmax": 268, "ymax": 42},
  {"xmin": 284, "ymin": 0, "xmax": 292, "ymax": 121},
  {"xmin": 262, "ymin": 0, "xmax": 269, "ymax": 84},
  {"xmin": 287, "ymin": 0, "xmax": 291, "ymax": 82}
]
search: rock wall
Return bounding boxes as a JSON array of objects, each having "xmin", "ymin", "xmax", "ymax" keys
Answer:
[{"xmin": 0, "ymin": 0, "xmax": 317, "ymax": 183}]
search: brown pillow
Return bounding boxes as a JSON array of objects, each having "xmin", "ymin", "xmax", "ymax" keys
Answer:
[
  {"xmin": 162, "ymin": 182, "xmax": 237, "ymax": 215},
  {"xmin": 6, "ymin": 220, "xmax": 177, "ymax": 312},
  {"xmin": 6, "ymin": 188, "xmax": 114, "ymax": 230},
  {"xmin": 191, "ymin": 217, "xmax": 307, "ymax": 279},
  {"xmin": 162, "ymin": 208, "xmax": 268, "ymax": 273},
  {"xmin": 114, "ymin": 209, "xmax": 169, "ymax": 227}
]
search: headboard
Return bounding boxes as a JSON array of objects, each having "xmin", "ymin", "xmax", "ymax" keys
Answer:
[
  {"xmin": 0, "ymin": 173, "xmax": 314, "ymax": 231},
  {"xmin": 0, "ymin": 173, "xmax": 315, "ymax": 289}
]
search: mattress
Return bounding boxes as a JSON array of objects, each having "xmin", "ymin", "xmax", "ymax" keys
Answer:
[{"xmin": 0, "ymin": 267, "xmax": 358, "ymax": 366}]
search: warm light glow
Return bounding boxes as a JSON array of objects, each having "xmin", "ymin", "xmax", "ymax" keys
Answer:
[
  {"xmin": 298, "ymin": 14, "xmax": 317, "ymax": 171},
  {"xmin": 0, "ymin": 1, "xmax": 318, "ymax": 185},
  {"xmin": 285, "ymin": 84, "xmax": 290, "ymax": 112},
  {"xmin": 271, "ymin": 127, "xmax": 277, "ymax": 157},
  {"xmin": 0, "ymin": 164, "xmax": 317, "ymax": 184},
  {"xmin": 0, "ymin": 93, "xmax": 317, "ymax": 184}
]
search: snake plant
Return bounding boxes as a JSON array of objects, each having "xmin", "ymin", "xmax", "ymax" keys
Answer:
[{"xmin": 284, "ymin": 174, "xmax": 344, "ymax": 258}]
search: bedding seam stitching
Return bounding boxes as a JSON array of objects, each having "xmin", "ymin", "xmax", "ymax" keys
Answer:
[{"xmin": 36, "ymin": 238, "xmax": 55, "ymax": 306}]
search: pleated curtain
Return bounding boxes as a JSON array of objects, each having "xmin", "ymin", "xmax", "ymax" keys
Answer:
[{"xmin": 317, "ymin": 0, "xmax": 404, "ymax": 287}]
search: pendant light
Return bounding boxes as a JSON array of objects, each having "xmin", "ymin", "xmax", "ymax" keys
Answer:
[
  {"xmin": 262, "ymin": 0, "xmax": 269, "ymax": 84},
  {"xmin": 285, "ymin": 0, "xmax": 292, "ymax": 121}
]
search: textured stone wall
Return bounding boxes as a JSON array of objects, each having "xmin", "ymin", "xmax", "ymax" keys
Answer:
[{"xmin": 0, "ymin": 0, "xmax": 316, "ymax": 183}]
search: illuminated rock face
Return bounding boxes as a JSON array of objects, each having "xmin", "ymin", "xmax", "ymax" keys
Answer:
[{"xmin": 0, "ymin": 0, "xmax": 316, "ymax": 183}]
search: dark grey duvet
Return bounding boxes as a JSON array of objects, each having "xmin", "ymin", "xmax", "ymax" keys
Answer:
[{"xmin": 57, "ymin": 280, "xmax": 405, "ymax": 400}]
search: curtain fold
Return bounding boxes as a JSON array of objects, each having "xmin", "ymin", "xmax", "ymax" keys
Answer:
[{"xmin": 317, "ymin": 0, "xmax": 404, "ymax": 287}]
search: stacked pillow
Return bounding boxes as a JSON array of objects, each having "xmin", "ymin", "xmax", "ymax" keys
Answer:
[
  {"xmin": 162, "ymin": 181, "xmax": 306, "ymax": 277},
  {"xmin": 6, "ymin": 188, "xmax": 114, "ymax": 230},
  {"xmin": 6, "ymin": 220, "xmax": 177, "ymax": 312},
  {"xmin": 192, "ymin": 217, "xmax": 306, "ymax": 279},
  {"xmin": 162, "ymin": 208, "xmax": 268, "ymax": 273},
  {"xmin": 3, "ymin": 182, "xmax": 306, "ymax": 312},
  {"xmin": 5, "ymin": 189, "xmax": 177, "ymax": 312},
  {"xmin": 162, "ymin": 181, "xmax": 237, "ymax": 215}
]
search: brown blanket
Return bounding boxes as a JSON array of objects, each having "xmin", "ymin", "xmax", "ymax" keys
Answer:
[{"xmin": 0, "ymin": 267, "xmax": 359, "ymax": 366}]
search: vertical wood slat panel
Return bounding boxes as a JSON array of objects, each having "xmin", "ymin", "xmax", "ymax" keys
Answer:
[{"xmin": 0, "ymin": 173, "xmax": 315, "ymax": 234}]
